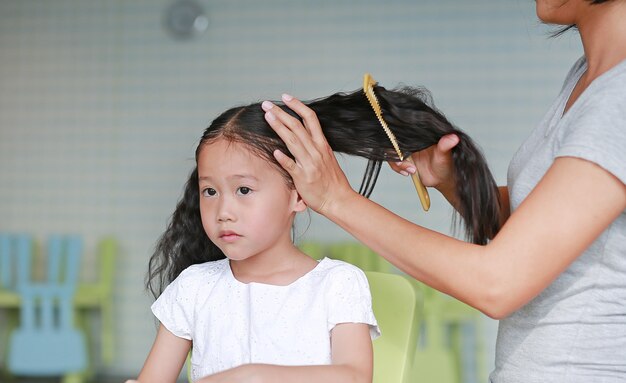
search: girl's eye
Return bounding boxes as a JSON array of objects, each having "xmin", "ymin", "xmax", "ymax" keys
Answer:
[
  {"xmin": 202, "ymin": 188, "xmax": 217, "ymax": 197},
  {"xmin": 237, "ymin": 187, "xmax": 251, "ymax": 195}
]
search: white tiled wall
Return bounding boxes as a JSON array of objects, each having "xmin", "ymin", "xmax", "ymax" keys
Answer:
[{"xmin": 0, "ymin": 0, "xmax": 582, "ymax": 378}]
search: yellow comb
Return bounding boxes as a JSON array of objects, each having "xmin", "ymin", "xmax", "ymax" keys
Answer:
[{"xmin": 363, "ymin": 73, "xmax": 430, "ymax": 211}]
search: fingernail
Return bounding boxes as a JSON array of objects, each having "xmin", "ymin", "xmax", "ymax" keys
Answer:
[
  {"xmin": 261, "ymin": 100, "xmax": 274, "ymax": 111},
  {"xmin": 282, "ymin": 93, "xmax": 293, "ymax": 102},
  {"xmin": 400, "ymin": 171, "xmax": 409, "ymax": 177},
  {"xmin": 265, "ymin": 111, "xmax": 276, "ymax": 121},
  {"xmin": 407, "ymin": 166, "xmax": 416, "ymax": 174}
]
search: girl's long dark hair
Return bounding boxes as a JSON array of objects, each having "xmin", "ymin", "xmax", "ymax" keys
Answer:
[
  {"xmin": 147, "ymin": 84, "xmax": 501, "ymax": 298},
  {"xmin": 309, "ymin": 85, "xmax": 501, "ymax": 246}
]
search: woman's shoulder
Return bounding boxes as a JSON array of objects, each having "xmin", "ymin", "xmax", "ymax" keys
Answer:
[{"xmin": 579, "ymin": 56, "xmax": 626, "ymax": 104}]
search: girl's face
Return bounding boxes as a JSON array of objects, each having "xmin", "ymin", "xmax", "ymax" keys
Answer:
[{"xmin": 197, "ymin": 139, "xmax": 305, "ymax": 261}]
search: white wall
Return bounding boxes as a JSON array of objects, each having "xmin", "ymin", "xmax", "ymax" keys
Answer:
[{"xmin": 0, "ymin": 0, "xmax": 582, "ymax": 378}]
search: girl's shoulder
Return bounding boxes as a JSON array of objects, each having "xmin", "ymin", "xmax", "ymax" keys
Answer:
[
  {"xmin": 173, "ymin": 258, "xmax": 230, "ymax": 287},
  {"xmin": 311, "ymin": 257, "xmax": 370, "ymax": 285},
  {"xmin": 315, "ymin": 257, "xmax": 364, "ymax": 272}
]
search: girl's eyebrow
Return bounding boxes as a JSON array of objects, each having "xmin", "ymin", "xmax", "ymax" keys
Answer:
[{"xmin": 198, "ymin": 174, "xmax": 259, "ymax": 182}]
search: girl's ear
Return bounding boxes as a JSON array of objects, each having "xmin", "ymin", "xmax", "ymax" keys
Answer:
[{"xmin": 290, "ymin": 190, "xmax": 308, "ymax": 213}]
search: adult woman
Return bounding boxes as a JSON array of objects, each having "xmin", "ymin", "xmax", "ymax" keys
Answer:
[{"xmin": 261, "ymin": 0, "xmax": 626, "ymax": 381}]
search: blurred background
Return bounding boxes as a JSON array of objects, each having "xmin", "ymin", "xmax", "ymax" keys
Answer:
[{"xmin": 0, "ymin": 0, "xmax": 582, "ymax": 381}]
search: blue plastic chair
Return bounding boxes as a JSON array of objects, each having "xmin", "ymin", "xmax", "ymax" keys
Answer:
[
  {"xmin": 0, "ymin": 233, "xmax": 30, "ymax": 375},
  {"xmin": 7, "ymin": 235, "xmax": 87, "ymax": 377},
  {"xmin": 0, "ymin": 233, "xmax": 30, "ymax": 290}
]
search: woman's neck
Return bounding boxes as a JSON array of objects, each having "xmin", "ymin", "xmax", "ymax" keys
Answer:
[{"xmin": 578, "ymin": 1, "xmax": 626, "ymax": 81}]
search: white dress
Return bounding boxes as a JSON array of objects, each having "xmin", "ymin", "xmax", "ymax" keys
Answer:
[{"xmin": 151, "ymin": 257, "xmax": 380, "ymax": 381}]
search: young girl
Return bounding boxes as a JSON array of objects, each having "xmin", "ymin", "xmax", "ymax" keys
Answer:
[
  {"xmin": 129, "ymin": 103, "xmax": 381, "ymax": 383},
  {"xmin": 131, "ymin": 83, "xmax": 499, "ymax": 382}
]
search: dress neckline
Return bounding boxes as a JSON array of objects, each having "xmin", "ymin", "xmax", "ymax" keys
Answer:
[{"xmin": 226, "ymin": 257, "xmax": 328, "ymax": 288}]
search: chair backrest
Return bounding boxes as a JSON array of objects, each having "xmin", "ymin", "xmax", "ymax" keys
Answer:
[
  {"xmin": 97, "ymin": 237, "xmax": 117, "ymax": 295},
  {"xmin": 0, "ymin": 233, "xmax": 31, "ymax": 290},
  {"xmin": 73, "ymin": 236, "xmax": 118, "ymax": 367},
  {"xmin": 8, "ymin": 234, "xmax": 87, "ymax": 376},
  {"xmin": 299, "ymin": 241, "xmax": 394, "ymax": 273},
  {"xmin": 366, "ymin": 271, "xmax": 423, "ymax": 383},
  {"xmin": 409, "ymin": 285, "xmax": 481, "ymax": 383}
]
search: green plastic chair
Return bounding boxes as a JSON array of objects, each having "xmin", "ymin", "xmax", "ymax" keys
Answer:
[
  {"xmin": 329, "ymin": 242, "xmax": 394, "ymax": 273},
  {"xmin": 299, "ymin": 241, "xmax": 394, "ymax": 273},
  {"xmin": 410, "ymin": 286, "xmax": 459, "ymax": 383},
  {"xmin": 411, "ymin": 285, "xmax": 485, "ymax": 383},
  {"xmin": 186, "ymin": 350, "xmax": 192, "ymax": 382},
  {"xmin": 367, "ymin": 271, "xmax": 423, "ymax": 383},
  {"xmin": 298, "ymin": 241, "xmax": 326, "ymax": 261},
  {"xmin": 74, "ymin": 237, "xmax": 117, "ymax": 369},
  {"xmin": 300, "ymin": 241, "xmax": 484, "ymax": 383}
]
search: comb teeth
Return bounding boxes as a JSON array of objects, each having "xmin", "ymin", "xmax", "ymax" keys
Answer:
[
  {"xmin": 363, "ymin": 73, "xmax": 404, "ymax": 160},
  {"xmin": 363, "ymin": 73, "xmax": 431, "ymax": 212}
]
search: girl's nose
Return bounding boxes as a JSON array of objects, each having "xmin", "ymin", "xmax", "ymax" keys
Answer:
[{"xmin": 216, "ymin": 197, "xmax": 236, "ymax": 222}]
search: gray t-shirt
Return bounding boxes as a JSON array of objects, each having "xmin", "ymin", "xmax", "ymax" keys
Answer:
[{"xmin": 491, "ymin": 56, "xmax": 626, "ymax": 382}]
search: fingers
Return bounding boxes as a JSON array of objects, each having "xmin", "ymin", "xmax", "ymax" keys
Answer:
[
  {"xmin": 262, "ymin": 94, "xmax": 349, "ymax": 213},
  {"xmin": 262, "ymin": 99, "xmax": 312, "ymax": 150},
  {"xmin": 273, "ymin": 149, "xmax": 297, "ymax": 173},
  {"xmin": 389, "ymin": 134, "xmax": 458, "ymax": 180},
  {"xmin": 388, "ymin": 160, "xmax": 416, "ymax": 176},
  {"xmin": 262, "ymin": 100, "xmax": 314, "ymax": 168},
  {"xmin": 279, "ymin": 94, "xmax": 327, "ymax": 145},
  {"xmin": 438, "ymin": 133, "xmax": 460, "ymax": 153},
  {"xmin": 262, "ymin": 94, "xmax": 332, "ymax": 176}
]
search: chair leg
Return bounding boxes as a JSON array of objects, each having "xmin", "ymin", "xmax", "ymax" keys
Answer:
[
  {"xmin": 62, "ymin": 371, "xmax": 85, "ymax": 383},
  {"xmin": 102, "ymin": 300, "xmax": 114, "ymax": 365},
  {"xmin": 75, "ymin": 308, "xmax": 96, "ymax": 381},
  {"xmin": 0, "ymin": 310, "xmax": 19, "ymax": 382}
]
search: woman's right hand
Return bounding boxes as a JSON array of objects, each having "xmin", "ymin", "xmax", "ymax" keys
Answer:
[
  {"xmin": 389, "ymin": 133, "xmax": 459, "ymax": 201},
  {"xmin": 262, "ymin": 94, "xmax": 356, "ymax": 216}
]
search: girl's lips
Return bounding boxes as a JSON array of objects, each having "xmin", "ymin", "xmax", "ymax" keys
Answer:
[{"xmin": 219, "ymin": 231, "xmax": 241, "ymax": 243}]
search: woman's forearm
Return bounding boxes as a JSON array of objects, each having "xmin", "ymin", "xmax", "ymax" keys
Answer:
[
  {"xmin": 324, "ymin": 187, "xmax": 500, "ymax": 315},
  {"xmin": 323, "ymin": 158, "xmax": 626, "ymax": 319}
]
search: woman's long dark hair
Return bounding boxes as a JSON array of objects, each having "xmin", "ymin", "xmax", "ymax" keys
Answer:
[{"xmin": 147, "ymin": 84, "xmax": 501, "ymax": 298}]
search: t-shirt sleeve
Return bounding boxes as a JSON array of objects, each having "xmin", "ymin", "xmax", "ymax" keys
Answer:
[
  {"xmin": 556, "ymin": 77, "xmax": 626, "ymax": 185},
  {"xmin": 150, "ymin": 266, "xmax": 199, "ymax": 340},
  {"xmin": 326, "ymin": 265, "xmax": 380, "ymax": 340}
]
